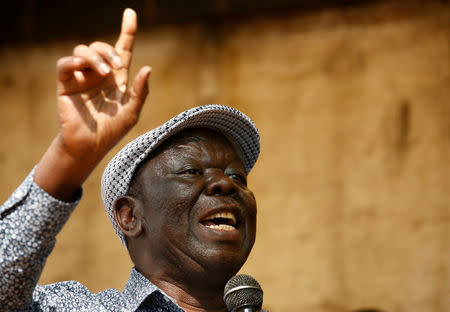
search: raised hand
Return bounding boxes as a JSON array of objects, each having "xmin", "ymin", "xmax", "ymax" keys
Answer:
[
  {"xmin": 35, "ymin": 9, "xmax": 151, "ymax": 201},
  {"xmin": 57, "ymin": 8, "xmax": 151, "ymax": 158}
]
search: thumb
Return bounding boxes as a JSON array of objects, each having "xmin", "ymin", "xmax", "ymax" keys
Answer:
[{"xmin": 127, "ymin": 66, "xmax": 152, "ymax": 116}]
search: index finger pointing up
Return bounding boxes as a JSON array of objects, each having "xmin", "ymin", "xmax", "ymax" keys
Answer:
[{"xmin": 115, "ymin": 8, "xmax": 137, "ymax": 67}]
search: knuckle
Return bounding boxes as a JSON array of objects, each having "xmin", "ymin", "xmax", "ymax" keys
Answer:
[
  {"xmin": 90, "ymin": 41, "xmax": 115, "ymax": 55},
  {"xmin": 92, "ymin": 54, "xmax": 103, "ymax": 63},
  {"xmin": 108, "ymin": 48, "xmax": 120, "ymax": 58},
  {"xmin": 89, "ymin": 41, "xmax": 102, "ymax": 49},
  {"xmin": 73, "ymin": 44, "xmax": 87, "ymax": 54},
  {"xmin": 56, "ymin": 57, "xmax": 69, "ymax": 67}
]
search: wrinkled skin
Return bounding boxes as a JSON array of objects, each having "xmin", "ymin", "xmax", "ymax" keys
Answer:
[{"xmin": 115, "ymin": 128, "xmax": 257, "ymax": 311}]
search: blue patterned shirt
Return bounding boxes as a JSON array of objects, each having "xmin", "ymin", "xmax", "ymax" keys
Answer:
[{"xmin": 0, "ymin": 170, "xmax": 184, "ymax": 312}]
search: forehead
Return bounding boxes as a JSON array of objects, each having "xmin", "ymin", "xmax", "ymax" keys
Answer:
[
  {"xmin": 133, "ymin": 128, "xmax": 243, "ymax": 176},
  {"xmin": 151, "ymin": 128, "xmax": 244, "ymax": 161}
]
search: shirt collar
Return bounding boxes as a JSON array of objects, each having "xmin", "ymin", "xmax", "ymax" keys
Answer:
[{"xmin": 122, "ymin": 267, "xmax": 183, "ymax": 311}]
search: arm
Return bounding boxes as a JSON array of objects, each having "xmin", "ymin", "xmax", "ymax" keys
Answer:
[
  {"xmin": 36, "ymin": 8, "xmax": 151, "ymax": 201},
  {"xmin": 0, "ymin": 9, "xmax": 151, "ymax": 310}
]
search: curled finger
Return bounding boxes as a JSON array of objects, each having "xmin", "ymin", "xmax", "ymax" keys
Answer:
[
  {"xmin": 89, "ymin": 41, "xmax": 123, "ymax": 69},
  {"xmin": 73, "ymin": 44, "xmax": 111, "ymax": 76},
  {"xmin": 57, "ymin": 56, "xmax": 89, "ymax": 81}
]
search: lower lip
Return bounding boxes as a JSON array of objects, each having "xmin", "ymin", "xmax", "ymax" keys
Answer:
[{"xmin": 198, "ymin": 223, "xmax": 241, "ymax": 241}]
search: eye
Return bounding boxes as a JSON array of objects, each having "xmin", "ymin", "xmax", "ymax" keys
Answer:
[
  {"xmin": 182, "ymin": 168, "xmax": 203, "ymax": 176},
  {"xmin": 228, "ymin": 172, "xmax": 247, "ymax": 186}
]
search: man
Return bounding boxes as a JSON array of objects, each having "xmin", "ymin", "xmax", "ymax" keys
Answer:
[{"xmin": 0, "ymin": 8, "xmax": 261, "ymax": 312}]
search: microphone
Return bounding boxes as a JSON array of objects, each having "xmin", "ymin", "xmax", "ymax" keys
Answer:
[{"xmin": 223, "ymin": 274, "xmax": 263, "ymax": 312}]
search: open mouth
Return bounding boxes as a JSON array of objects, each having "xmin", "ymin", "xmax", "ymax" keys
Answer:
[{"xmin": 200, "ymin": 211, "xmax": 238, "ymax": 231}]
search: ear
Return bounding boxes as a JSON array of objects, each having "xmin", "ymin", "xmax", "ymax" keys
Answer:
[{"xmin": 113, "ymin": 196, "xmax": 143, "ymax": 239}]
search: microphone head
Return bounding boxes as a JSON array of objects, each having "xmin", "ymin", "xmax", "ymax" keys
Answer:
[{"xmin": 223, "ymin": 274, "xmax": 263, "ymax": 312}]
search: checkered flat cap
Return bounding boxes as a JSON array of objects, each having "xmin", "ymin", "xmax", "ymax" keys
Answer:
[{"xmin": 101, "ymin": 104, "xmax": 260, "ymax": 247}]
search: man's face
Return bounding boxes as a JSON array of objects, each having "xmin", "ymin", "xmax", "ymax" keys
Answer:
[{"xmin": 133, "ymin": 129, "xmax": 257, "ymax": 280}]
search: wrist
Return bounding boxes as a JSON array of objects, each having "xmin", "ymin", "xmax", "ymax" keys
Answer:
[{"xmin": 34, "ymin": 135, "xmax": 101, "ymax": 201}]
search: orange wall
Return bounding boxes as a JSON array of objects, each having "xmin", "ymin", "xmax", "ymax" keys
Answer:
[{"xmin": 0, "ymin": 1, "xmax": 448, "ymax": 311}]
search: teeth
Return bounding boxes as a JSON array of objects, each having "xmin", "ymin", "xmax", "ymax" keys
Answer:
[
  {"xmin": 204, "ymin": 211, "xmax": 236, "ymax": 225},
  {"xmin": 205, "ymin": 224, "xmax": 235, "ymax": 231}
]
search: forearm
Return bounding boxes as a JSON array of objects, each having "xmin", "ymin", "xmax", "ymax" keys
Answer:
[
  {"xmin": 0, "ymin": 170, "xmax": 79, "ymax": 310},
  {"xmin": 35, "ymin": 135, "xmax": 102, "ymax": 202}
]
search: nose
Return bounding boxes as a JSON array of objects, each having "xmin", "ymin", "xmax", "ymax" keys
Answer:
[{"xmin": 205, "ymin": 170, "xmax": 237, "ymax": 196}]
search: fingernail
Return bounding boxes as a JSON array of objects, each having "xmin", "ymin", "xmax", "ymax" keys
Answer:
[
  {"xmin": 74, "ymin": 57, "xmax": 83, "ymax": 66},
  {"xmin": 119, "ymin": 84, "xmax": 127, "ymax": 93},
  {"xmin": 113, "ymin": 55, "xmax": 123, "ymax": 68},
  {"xmin": 100, "ymin": 63, "xmax": 111, "ymax": 74}
]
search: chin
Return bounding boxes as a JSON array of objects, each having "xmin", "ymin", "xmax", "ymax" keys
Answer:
[{"xmin": 198, "ymin": 248, "xmax": 252, "ymax": 284}]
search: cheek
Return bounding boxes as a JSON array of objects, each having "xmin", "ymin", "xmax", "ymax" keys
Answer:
[
  {"xmin": 243, "ymin": 190, "xmax": 257, "ymax": 218},
  {"xmin": 141, "ymin": 179, "xmax": 202, "ymax": 227},
  {"xmin": 243, "ymin": 190, "xmax": 257, "ymax": 243}
]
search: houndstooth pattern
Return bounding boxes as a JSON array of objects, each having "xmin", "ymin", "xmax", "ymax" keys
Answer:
[{"xmin": 101, "ymin": 104, "xmax": 260, "ymax": 247}]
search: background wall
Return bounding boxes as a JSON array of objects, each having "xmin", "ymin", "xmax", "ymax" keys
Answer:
[{"xmin": 0, "ymin": 1, "xmax": 448, "ymax": 311}]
